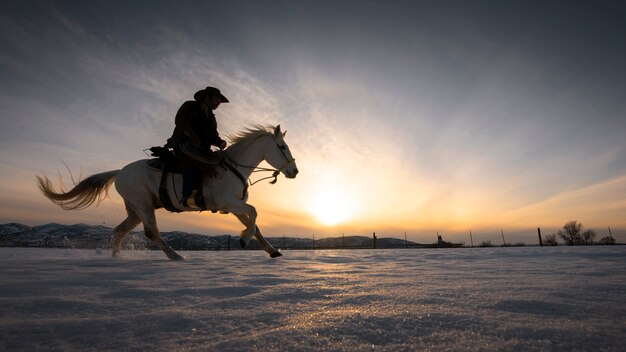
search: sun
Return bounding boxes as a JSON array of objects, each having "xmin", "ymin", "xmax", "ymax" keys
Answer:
[{"xmin": 309, "ymin": 188, "xmax": 355, "ymax": 226}]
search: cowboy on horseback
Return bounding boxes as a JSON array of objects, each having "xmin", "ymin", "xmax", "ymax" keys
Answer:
[
  {"xmin": 38, "ymin": 123, "xmax": 298, "ymax": 259},
  {"xmin": 165, "ymin": 86, "xmax": 230, "ymax": 206}
]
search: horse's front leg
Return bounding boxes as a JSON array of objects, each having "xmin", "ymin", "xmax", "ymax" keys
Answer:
[
  {"xmin": 254, "ymin": 226, "xmax": 282, "ymax": 258},
  {"xmin": 230, "ymin": 203, "xmax": 257, "ymax": 248}
]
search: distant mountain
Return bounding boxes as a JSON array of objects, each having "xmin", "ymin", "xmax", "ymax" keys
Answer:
[
  {"xmin": 0, "ymin": 222, "xmax": 443, "ymax": 251},
  {"xmin": 0, "ymin": 223, "xmax": 31, "ymax": 235},
  {"xmin": 0, "ymin": 222, "xmax": 224, "ymax": 251}
]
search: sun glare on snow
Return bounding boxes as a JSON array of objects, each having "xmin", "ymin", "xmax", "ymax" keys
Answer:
[{"xmin": 308, "ymin": 188, "xmax": 355, "ymax": 226}]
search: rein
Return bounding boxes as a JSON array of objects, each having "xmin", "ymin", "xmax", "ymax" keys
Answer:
[
  {"xmin": 223, "ymin": 155, "xmax": 280, "ymax": 186},
  {"xmin": 250, "ymin": 169, "xmax": 281, "ymax": 185},
  {"xmin": 223, "ymin": 137, "xmax": 295, "ymax": 189}
]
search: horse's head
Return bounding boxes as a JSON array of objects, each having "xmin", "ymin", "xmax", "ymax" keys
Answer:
[{"xmin": 265, "ymin": 125, "xmax": 298, "ymax": 179}]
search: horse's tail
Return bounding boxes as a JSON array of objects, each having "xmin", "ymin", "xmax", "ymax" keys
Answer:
[{"xmin": 36, "ymin": 170, "xmax": 120, "ymax": 210}]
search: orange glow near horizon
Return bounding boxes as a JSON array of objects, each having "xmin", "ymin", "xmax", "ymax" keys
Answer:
[{"xmin": 12, "ymin": 154, "xmax": 625, "ymax": 242}]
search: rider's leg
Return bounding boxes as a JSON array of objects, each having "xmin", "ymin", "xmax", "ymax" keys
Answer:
[{"xmin": 182, "ymin": 167, "xmax": 201, "ymax": 207}]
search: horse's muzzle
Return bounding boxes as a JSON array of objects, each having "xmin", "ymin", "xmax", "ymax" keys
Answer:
[{"xmin": 285, "ymin": 168, "xmax": 298, "ymax": 178}]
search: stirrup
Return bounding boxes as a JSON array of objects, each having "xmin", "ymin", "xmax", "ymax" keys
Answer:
[{"xmin": 183, "ymin": 190, "xmax": 199, "ymax": 208}]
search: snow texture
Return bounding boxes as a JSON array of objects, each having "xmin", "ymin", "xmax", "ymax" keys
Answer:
[{"xmin": 1, "ymin": 246, "xmax": 625, "ymax": 351}]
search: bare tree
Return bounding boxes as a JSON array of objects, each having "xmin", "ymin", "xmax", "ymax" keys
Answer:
[
  {"xmin": 479, "ymin": 240, "xmax": 494, "ymax": 247},
  {"xmin": 555, "ymin": 220, "xmax": 597, "ymax": 245},
  {"xmin": 556, "ymin": 220, "xmax": 583, "ymax": 245},
  {"xmin": 582, "ymin": 229, "xmax": 597, "ymax": 245},
  {"xmin": 544, "ymin": 234, "xmax": 558, "ymax": 246},
  {"xmin": 598, "ymin": 236, "xmax": 616, "ymax": 245}
]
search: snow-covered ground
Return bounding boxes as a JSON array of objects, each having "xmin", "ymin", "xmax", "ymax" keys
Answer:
[{"xmin": 1, "ymin": 246, "xmax": 624, "ymax": 351}]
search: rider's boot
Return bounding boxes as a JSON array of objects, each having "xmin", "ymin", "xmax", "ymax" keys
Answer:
[
  {"xmin": 181, "ymin": 168, "xmax": 202, "ymax": 208},
  {"xmin": 183, "ymin": 190, "xmax": 199, "ymax": 208}
]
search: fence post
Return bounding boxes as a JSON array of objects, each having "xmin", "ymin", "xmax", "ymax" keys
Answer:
[
  {"xmin": 404, "ymin": 232, "xmax": 408, "ymax": 248},
  {"xmin": 228, "ymin": 235, "xmax": 231, "ymax": 251},
  {"xmin": 537, "ymin": 227, "xmax": 543, "ymax": 246},
  {"xmin": 373, "ymin": 232, "xmax": 377, "ymax": 249},
  {"xmin": 608, "ymin": 227, "xmax": 614, "ymax": 241},
  {"xmin": 470, "ymin": 230, "xmax": 474, "ymax": 248},
  {"xmin": 501, "ymin": 229, "xmax": 506, "ymax": 246}
]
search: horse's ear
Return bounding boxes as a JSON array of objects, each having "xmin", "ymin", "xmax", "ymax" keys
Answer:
[
  {"xmin": 283, "ymin": 130, "xmax": 287, "ymax": 137},
  {"xmin": 274, "ymin": 125, "xmax": 281, "ymax": 137}
]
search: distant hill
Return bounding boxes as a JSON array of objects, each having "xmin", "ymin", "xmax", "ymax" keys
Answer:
[
  {"xmin": 0, "ymin": 222, "xmax": 223, "ymax": 251},
  {"xmin": 0, "ymin": 222, "xmax": 448, "ymax": 251}
]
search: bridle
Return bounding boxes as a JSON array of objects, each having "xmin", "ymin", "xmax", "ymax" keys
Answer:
[
  {"xmin": 224, "ymin": 135, "xmax": 296, "ymax": 188},
  {"xmin": 270, "ymin": 140, "xmax": 297, "ymax": 178}
]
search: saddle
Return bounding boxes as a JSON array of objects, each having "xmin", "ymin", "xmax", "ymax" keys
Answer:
[
  {"xmin": 147, "ymin": 146, "xmax": 187, "ymax": 173},
  {"xmin": 147, "ymin": 146, "xmax": 223, "ymax": 212}
]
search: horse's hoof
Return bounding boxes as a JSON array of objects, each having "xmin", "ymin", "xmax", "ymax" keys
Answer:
[
  {"xmin": 240, "ymin": 234, "xmax": 253, "ymax": 249},
  {"xmin": 167, "ymin": 253, "xmax": 185, "ymax": 261},
  {"xmin": 270, "ymin": 251, "xmax": 283, "ymax": 258}
]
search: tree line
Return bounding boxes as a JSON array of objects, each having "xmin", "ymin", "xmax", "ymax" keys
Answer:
[{"xmin": 544, "ymin": 220, "xmax": 616, "ymax": 246}]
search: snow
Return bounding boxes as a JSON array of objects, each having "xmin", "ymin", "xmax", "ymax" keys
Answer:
[{"xmin": 1, "ymin": 246, "xmax": 625, "ymax": 351}]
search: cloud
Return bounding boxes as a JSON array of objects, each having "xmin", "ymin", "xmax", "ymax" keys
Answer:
[
  {"xmin": 500, "ymin": 174, "xmax": 626, "ymax": 228},
  {"xmin": 2, "ymin": 2, "xmax": 625, "ymax": 239}
]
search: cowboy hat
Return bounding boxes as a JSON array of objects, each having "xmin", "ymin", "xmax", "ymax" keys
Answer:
[{"xmin": 193, "ymin": 86, "xmax": 229, "ymax": 103}]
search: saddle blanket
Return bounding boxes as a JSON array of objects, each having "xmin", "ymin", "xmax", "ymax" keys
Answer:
[{"xmin": 158, "ymin": 171, "xmax": 207, "ymax": 212}]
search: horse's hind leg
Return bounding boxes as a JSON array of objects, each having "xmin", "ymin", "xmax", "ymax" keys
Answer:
[
  {"xmin": 137, "ymin": 207, "xmax": 184, "ymax": 261},
  {"xmin": 111, "ymin": 203, "xmax": 141, "ymax": 257}
]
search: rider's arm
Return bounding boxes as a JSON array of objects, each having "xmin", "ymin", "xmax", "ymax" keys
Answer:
[{"xmin": 203, "ymin": 113, "xmax": 226, "ymax": 149}]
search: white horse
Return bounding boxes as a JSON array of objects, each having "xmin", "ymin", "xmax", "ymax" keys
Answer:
[{"xmin": 37, "ymin": 125, "xmax": 298, "ymax": 260}]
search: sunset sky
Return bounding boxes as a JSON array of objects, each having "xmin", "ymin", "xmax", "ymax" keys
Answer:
[{"xmin": 1, "ymin": 1, "xmax": 625, "ymax": 243}]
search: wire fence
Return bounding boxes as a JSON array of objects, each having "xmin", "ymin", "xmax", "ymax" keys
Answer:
[
  {"xmin": 456, "ymin": 226, "xmax": 626, "ymax": 248},
  {"xmin": 161, "ymin": 226, "xmax": 626, "ymax": 251},
  {"xmin": 2, "ymin": 225, "xmax": 624, "ymax": 251}
]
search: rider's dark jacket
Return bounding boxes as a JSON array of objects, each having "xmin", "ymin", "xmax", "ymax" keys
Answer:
[{"xmin": 166, "ymin": 100, "xmax": 225, "ymax": 153}]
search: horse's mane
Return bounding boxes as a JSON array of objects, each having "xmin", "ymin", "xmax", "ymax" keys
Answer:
[{"xmin": 226, "ymin": 124, "xmax": 275, "ymax": 157}]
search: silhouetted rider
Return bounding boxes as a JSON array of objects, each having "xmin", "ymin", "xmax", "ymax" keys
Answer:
[
  {"xmin": 165, "ymin": 86, "xmax": 229, "ymax": 206},
  {"xmin": 166, "ymin": 86, "xmax": 229, "ymax": 157}
]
